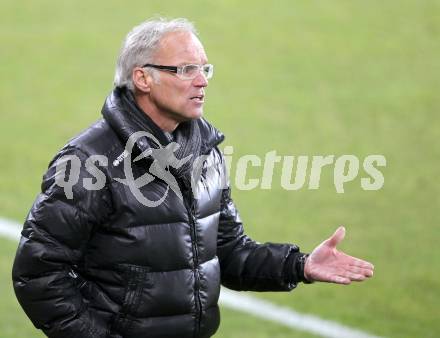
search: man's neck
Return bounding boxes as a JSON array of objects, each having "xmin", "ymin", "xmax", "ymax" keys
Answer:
[{"xmin": 134, "ymin": 94, "xmax": 179, "ymax": 133}]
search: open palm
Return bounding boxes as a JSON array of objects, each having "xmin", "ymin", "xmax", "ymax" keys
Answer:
[{"xmin": 304, "ymin": 226, "xmax": 374, "ymax": 284}]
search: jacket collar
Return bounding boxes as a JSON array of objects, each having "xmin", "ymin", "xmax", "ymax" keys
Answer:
[{"xmin": 101, "ymin": 87, "xmax": 225, "ymax": 156}]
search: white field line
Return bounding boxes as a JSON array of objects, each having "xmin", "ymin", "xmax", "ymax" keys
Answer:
[
  {"xmin": 0, "ymin": 217, "xmax": 22, "ymax": 241},
  {"xmin": 219, "ymin": 288, "xmax": 384, "ymax": 338},
  {"xmin": 1, "ymin": 217, "xmax": 383, "ymax": 338}
]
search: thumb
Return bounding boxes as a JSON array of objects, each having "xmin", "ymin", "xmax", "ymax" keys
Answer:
[{"xmin": 327, "ymin": 226, "xmax": 346, "ymax": 247}]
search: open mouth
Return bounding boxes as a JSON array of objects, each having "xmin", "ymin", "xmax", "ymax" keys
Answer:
[{"xmin": 190, "ymin": 95, "xmax": 205, "ymax": 103}]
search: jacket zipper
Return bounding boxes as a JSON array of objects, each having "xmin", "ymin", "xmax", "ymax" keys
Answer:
[{"xmin": 182, "ymin": 182, "xmax": 203, "ymax": 337}]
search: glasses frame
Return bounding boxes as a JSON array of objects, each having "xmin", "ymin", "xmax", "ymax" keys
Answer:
[{"xmin": 142, "ymin": 63, "xmax": 214, "ymax": 80}]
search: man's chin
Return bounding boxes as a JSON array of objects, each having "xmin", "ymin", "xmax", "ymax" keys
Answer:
[
  {"xmin": 185, "ymin": 109, "xmax": 204, "ymax": 121},
  {"xmin": 171, "ymin": 108, "xmax": 204, "ymax": 123}
]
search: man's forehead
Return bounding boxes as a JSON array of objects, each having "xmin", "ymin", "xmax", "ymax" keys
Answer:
[{"xmin": 154, "ymin": 31, "xmax": 207, "ymax": 64}]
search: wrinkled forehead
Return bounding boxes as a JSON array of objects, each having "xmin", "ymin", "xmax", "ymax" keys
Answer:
[{"xmin": 153, "ymin": 31, "xmax": 208, "ymax": 65}]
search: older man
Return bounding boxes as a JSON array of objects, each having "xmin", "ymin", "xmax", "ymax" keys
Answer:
[{"xmin": 12, "ymin": 18, "xmax": 374, "ymax": 338}]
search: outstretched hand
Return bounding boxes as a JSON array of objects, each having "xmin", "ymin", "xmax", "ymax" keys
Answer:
[{"xmin": 304, "ymin": 226, "xmax": 374, "ymax": 284}]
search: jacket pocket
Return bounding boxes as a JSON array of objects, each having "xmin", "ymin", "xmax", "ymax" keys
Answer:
[
  {"xmin": 111, "ymin": 264, "xmax": 152, "ymax": 333},
  {"xmin": 68, "ymin": 268, "xmax": 93, "ymax": 301}
]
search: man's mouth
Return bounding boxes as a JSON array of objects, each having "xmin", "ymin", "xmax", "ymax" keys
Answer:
[{"xmin": 190, "ymin": 95, "xmax": 205, "ymax": 103}]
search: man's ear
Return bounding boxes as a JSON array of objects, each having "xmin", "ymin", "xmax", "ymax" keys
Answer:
[{"xmin": 132, "ymin": 68, "xmax": 153, "ymax": 93}]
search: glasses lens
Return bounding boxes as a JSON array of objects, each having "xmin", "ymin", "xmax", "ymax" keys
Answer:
[
  {"xmin": 203, "ymin": 64, "xmax": 214, "ymax": 79},
  {"xmin": 180, "ymin": 64, "xmax": 214, "ymax": 80},
  {"xmin": 182, "ymin": 64, "xmax": 200, "ymax": 79}
]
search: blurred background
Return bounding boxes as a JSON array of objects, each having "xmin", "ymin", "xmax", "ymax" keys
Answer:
[{"xmin": 0, "ymin": 1, "xmax": 439, "ymax": 337}]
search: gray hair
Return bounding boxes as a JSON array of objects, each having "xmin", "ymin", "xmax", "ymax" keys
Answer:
[{"xmin": 113, "ymin": 18, "xmax": 198, "ymax": 91}]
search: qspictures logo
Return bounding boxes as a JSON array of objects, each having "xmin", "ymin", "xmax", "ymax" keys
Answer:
[{"xmin": 54, "ymin": 132, "xmax": 386, "ymax": 207}]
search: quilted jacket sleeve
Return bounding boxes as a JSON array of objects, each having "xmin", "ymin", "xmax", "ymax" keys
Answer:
[
  {"xmin": 12, "ymin": 146, "xmax": 113, "ymax": 338},
  {"xmin": 216, "ymin": 150, "xmax": 309, "ymax": 291}
]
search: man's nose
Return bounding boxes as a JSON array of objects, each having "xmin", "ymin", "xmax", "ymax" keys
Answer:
[{"xmin": 193, "ymin": 72, "xmax": 208, "ymax": 87}]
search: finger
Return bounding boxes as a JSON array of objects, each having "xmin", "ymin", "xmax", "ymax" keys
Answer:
[
  {"xmin": 339, "ymin": 252, "xmax": 374, "ymax": 269},
  {"xmin": 362, "ymin": 269, "xmax": 373, "ymax": 278},
  {"xmin": 348, "ymin": 258, "xmax": 374, "ymax": 270},
  {"xmin": 327, "ymin": 226, "xmax": 346, "ymax": 248},
  {"xmin": 329, "ymin": 275, "xmax": 351, "ymax": 285},
  {"xmin": 343, "ymin": 271, "xmax": 367, "ymax": 282},
  {"xmin": 315, "ymin": 267, "xmax": 352, "ymax": 284},
  {"xmin": 345, "ymin": 266, "xmax": 374, "ymax": 278}
]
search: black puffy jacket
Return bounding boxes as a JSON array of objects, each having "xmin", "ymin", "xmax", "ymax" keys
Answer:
[{"xmin": 12, "ymin": 88, "xmax": 308, "ymax": 338}]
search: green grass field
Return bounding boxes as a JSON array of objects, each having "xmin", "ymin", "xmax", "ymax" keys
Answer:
[{"xmin": 1, "ymin": 1, "xmax": 439, "ymax": 337}]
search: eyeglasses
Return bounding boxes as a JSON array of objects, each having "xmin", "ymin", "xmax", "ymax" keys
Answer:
[{"xmin": 142, "ymin": 63, "xmax": 214, "ymax": 80}]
